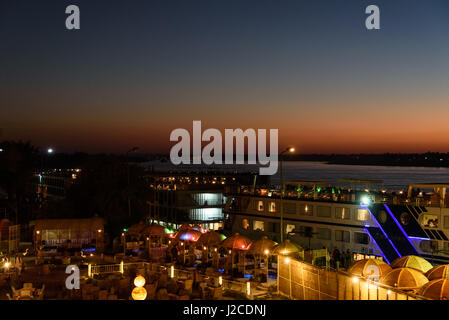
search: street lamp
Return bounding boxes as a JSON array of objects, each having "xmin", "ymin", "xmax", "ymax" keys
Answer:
[
  {"xmin": 126, "ymin": 147, "xmax": 139, "ymax": 217},
  {"xmin": 279, "ymin": 146, "xmax": 295, "ymax": 243}
]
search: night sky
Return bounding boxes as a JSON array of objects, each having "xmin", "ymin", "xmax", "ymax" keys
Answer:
[{"xmin": 1, "ymin": 0, "xmax": 449, "ymax": 153}]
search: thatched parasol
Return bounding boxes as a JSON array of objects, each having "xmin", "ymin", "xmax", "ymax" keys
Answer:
[
  {"xmin": 175, "ymin": 229, "xmax": 202, "ymax": 242},
  {"xmin": 418, "ymin": 279, "xmax": 449, "ymax": 300},
  {"xmin": 178, "ymin": 223, "xmax": 193, "ymax": 232},
  {"xmin": 390, "ymin": 255, "xmax": 433, "ymax": 273},
  {"xmin": 380, "ymin": 267, "xmax": 429, "ymax": 290},
  {"xmin": 221, "ymin": 233, "xmax": 252, "ymax": 250},
  {"xmin": 127, "ymin": 221, "xmax": 147, "ymax": 236},
  {"xmin": 144, "ymin": 223, "xmax": 166, "ymax": 237},
  {"xmin": 348, "ymin": 259, "xmax": 392, "ymax": 279},
  {"xmin": 197, "ymin": 231, "xmax": 226, "ymax": 247},
  {"xmin": 249, "ymin": 236, "xmax": 277, "ymax": 255},
  {"xmin": 425, "ymin": 265, "xmax": 449, "ymax": 281},
  {"xmin": 272, "ymin": 239, "xmax": 302, "ymax": 256}
]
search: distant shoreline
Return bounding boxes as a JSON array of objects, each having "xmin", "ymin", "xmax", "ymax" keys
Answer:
[{"xmin": 281, "ymin": 153, "xmax": 449, "ymax": 168}]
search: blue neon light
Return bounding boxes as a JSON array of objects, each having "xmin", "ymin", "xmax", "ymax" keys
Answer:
[
  {"xmin": 180, "ymin": 233, "xmax": 192, "ymax": 241},
  {"xmin": 383, "ymin": 204, "xmax": 419, "ymax": 253},
  {"xmin": 408, "ymin": 236, "xmax": 430, "ymax": 241},
  {"xmin": 362, "ymin": 206, "xmax": 402, "ymax": 258},
  {"xmin": 364, "ymin": 227, "xmax": 390, "ymax": 264}
]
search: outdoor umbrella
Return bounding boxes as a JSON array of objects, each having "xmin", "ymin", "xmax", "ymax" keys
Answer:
[
  {"xmin": 272, "ymin": 239, "xmax": 302, "ymax": 256},
  {"xmin": 249, "ymin": 236, "xmax": 277, "ymax": 282},
  {"xmin": 221, "ymin": 233, "xmax": 252, "ymax": 250},
  {"xmin": 418, "ymin": 279, "xmax": 449, "ymax": 300},
  {"xmin": 426, "ymin": 265, "xmax": 449, "ymax": 281},
  {"xmin": 220, "ymin": 233, "xmax": 253, "ymax": 276},
  {"xmin": 198, "ymin": 231, "xmax": 226, "ymax": 247},
  {"xmin": 380, "ymin": 267, "xmax": 429, "ymax": 290},
  {"xmin": 348, "ymin": 258, "xmax": 392, "ymax": 279},
  {"xmin": 249, "ymin": 236, "xmax": 276, "ymax": 255},
  {"xmin": 391, "ymin": 255, "xmax": 433, "ymax": 273}
]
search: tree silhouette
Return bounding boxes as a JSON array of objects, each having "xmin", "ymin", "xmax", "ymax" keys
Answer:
[
  {"xmin": 62, "ymin": 155, "xmax": 150, "ymax": 239},
  {"xmin": 0, "ymin": 140, "xmax": 40, "ymax": 224}
]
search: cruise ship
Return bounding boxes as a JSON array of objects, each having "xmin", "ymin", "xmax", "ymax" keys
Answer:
[{"xmin": 224, "ymin": 180, "xmax": 449, "ymax": 265}]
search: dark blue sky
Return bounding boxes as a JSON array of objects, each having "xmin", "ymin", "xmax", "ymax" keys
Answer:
[{"xmin": 1, "ymin": 0, "xmax": 449, "ymax": 153}]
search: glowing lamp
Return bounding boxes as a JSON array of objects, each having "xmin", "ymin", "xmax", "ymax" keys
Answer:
[
  {"xmin": 285, "ymin": 257, "xmax": 290, "ymax": 264},
  {"xmin": 387, "ymin": 290, "xmax": 392, "ymax": 295},
  {"xmin": 170, "ymin": 265, "xmax": 174, "ymax": 278},
  {"xmin": 360, "ymin": 196, "xmax": 371, "ymax": 206},
  {"xmin": 219, "ymin": 276, "xmax": 222, "ymax": 286},
  {"xmin": 246, "ymin": 282, "xmax": 251, "ymax": 296},
  {"xmin": 352, "ymin": 277, "xmax": 359, "ymax": 283},
  {"xmin": 97, "ymin": 229, "xmax": 102, "ymax": 233},
  {"xmin": 288, "ymin": 147, "xmax": 295, "ymax": 153},
  {"xmin": 132, "ymin": 286, "xmax": 147, "ymax": 300},
  {"xmin": 264, "ymin": 249, "xmax": 269, "ymax": 255},
  {"xmin": 203, "ymin": 246, "xmax": 207, "ymax": 250},
  {"xmin": 134, "ymin": 275, "xmax": 146, "ymax": 287},
  {"xmin": 4, "ymin": 262, "xmax": 10, "ymax": 269},
  {"xmin": 36, "ymin": 230, "xmax": 40, "ymax": 235}
]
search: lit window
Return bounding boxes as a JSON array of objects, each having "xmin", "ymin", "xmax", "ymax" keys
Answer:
[
  {"xmin": 299, "ymin": 204, "xmax": 312, "ymax": 216},
  {"xmin": 286, "ymin": 224, "xmax": 296, "ymax": 234},
  {"xmin": 268, "ymin": 202, "xmax": 276, "ymax": 213},
  {"xmin": 422, "ymin": 214, "xmax": 439, "ymax": 228},
  {"xmin": 253, "ymin": 221, "xmax": 265, "ymax": 231},
  {"xmin": 242, "ymin": 219, "xmax": 249, "ymax": 230},
  {"xmin": 357, "ymin": 209, "xmax": 370, "ymax": 221},
  {"xmin": 335, "ymin": 207, "xmax": 350, "ymax": 220},
  {"xmin": 257, "ymin": 201, "xmax": 264, "ymax": 212}
]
